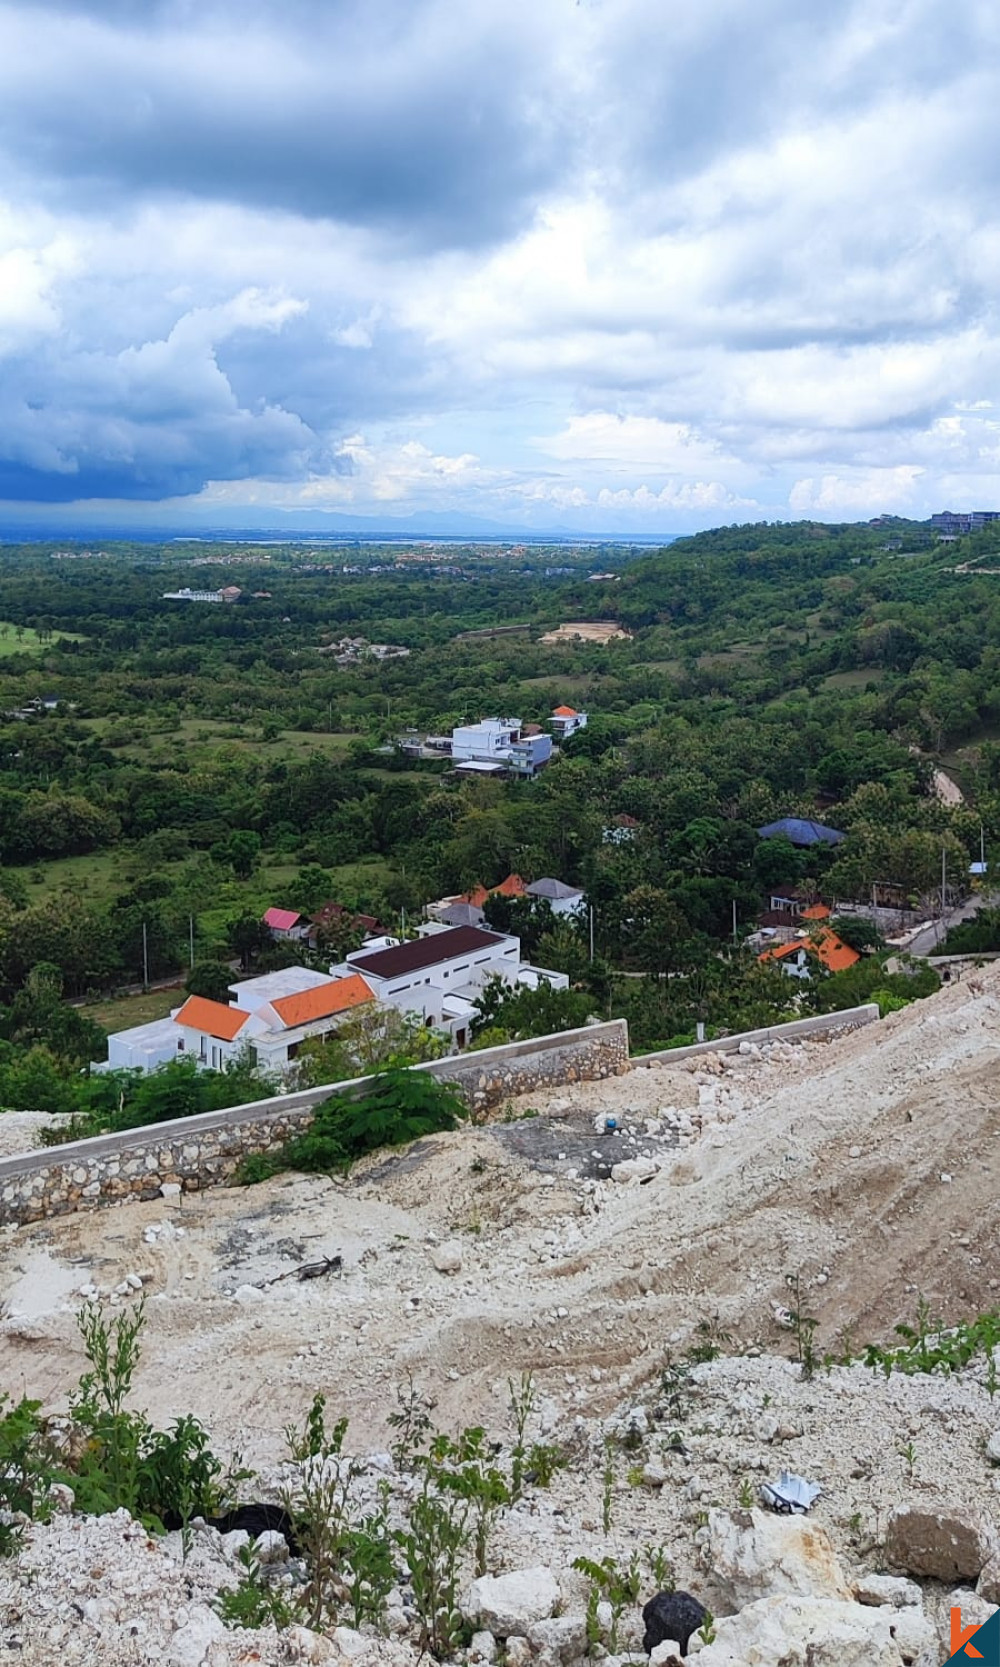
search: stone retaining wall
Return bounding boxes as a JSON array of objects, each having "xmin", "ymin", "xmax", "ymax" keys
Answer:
[{"xmin": 0, "ymin": 1021, "xmax": 629, "ymax": 1228}]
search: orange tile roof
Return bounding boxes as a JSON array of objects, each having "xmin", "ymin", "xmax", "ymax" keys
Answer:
[
  {"xmin": 552, "ymin": 704, "xmax": 578, "ymax": 717},
  {"xmin": 494, "ymin": 872, "xmax": 527, "ymax": 898},
  {"xmin": 758, "ymin": 929, "xmax": 859, "ymax": 974},
  {"xmin": 460, "ymin": 873, "xmax": 527, "ymax": 906},
  {"xmin": 812, "ymin": 929, "xmax": 860, "ymax": 972},
  {"xmin": 269, "ymin": 973, "xmax": 374, "ymax": 1029},
  {"xmin": 801, "ymin": 903, "xmax": 832, "ymax": 920},
  {"xmin": 174, "ymin": 996, "xmax": 251, "ymax": 1042}
]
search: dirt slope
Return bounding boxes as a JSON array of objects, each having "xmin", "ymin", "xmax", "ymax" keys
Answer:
[{"xmin": 2, "ymin": 969, "xmax": 1000, "ymax": 1465}]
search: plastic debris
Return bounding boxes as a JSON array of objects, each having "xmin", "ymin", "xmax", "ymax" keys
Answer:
[{"xmin": 759, "ymin": 1470, "xmax": 821, "ymax": 1514}]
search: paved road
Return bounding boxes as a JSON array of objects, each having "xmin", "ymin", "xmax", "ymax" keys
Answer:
[{"xmin": 905, "ymin": 890, "xmax": 996, "ymax": 957}]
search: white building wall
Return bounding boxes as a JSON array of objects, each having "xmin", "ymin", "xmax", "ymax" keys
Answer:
[{"xmin": 451, "ymin": 719, "xmax": 521, "ymax": 762}]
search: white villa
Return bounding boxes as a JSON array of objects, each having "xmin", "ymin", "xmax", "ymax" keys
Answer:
[
  {"xmin": 340, "ymin": 922, "xmax": 568, "ymax": 1050},
  {"xmin": 101, "ymin": 926, "xmax": 569, "ymax": 1072},
  {"xmin": 101, "ymin": 966, "xmax": 374, "ymax": 1075}
]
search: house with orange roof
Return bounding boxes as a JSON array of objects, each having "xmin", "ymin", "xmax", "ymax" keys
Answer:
[
  {"xmin": 103, "ymin": 964, "xmax": 376, "ymax": 1076},
  {"xmin": 758, "ymin": 927, "xmax": 860, "ymax": 981},
  {"xmin": 550, "ymin": 703, "xmax": 588, "ymax": 739}
]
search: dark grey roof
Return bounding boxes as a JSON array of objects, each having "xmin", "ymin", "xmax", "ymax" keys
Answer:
[
  {"xmin": 352, "ymin": 926, "xmax": 506, "ymax": 980},
  {"xmin": 757, "ymin": 817, "xmax": 845, "ymax": 848},
  {"xmin": 436, "ymin": 902, "xmax": 486, "ymax": 927},
  {"xmin": 526, "ymin": 877, "xmax": 583, "ymax": 900}
]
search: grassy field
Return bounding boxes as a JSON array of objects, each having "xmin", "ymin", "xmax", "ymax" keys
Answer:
[
  {"xmin": 79, "ymin": 987, "xmax": 183, "ymax": 1031},
  {"xmin": 78, "ymin": 716, "xmax": 360, "ymax": 764},
  {"xmin": 823, "ymin": 668, "xmax": 886, "ymax": 690},
  {"xmin": 0, "ymin": 622, "xmax": 86, "ymax": 656}
]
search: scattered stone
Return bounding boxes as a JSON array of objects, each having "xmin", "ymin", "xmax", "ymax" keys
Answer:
[
  {"xmin": 431, "ymin": 1240, "xmax": 463, "ymax": 1275},
  {"xmin": 468, "ymin": 1632, "xmax": 498, "ymax": 1664}
]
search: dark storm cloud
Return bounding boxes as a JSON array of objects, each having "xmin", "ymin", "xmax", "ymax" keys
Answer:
[{"xmin": 0, "ymin": 1, "xmax": 564, "ymax": 246}]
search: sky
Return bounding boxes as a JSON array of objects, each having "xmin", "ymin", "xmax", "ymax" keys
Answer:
[{"xmin": 1, "ymin": 0, "xmax": 1000, "ymax": 535}]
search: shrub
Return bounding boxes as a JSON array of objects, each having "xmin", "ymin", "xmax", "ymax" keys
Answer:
[{"xmin": 275, "ymin": 1069, "xmax": 468, "ymax": 1176}]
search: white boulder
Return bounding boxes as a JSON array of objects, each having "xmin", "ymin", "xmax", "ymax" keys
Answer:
[
  {"xmin": 695, "ymin": 1595, "xmax": 908, "ymax": 1666},
  {"xmin": 463, "ymin": 1567, "xmax": 560, "ymax": 1635},
  {"xmin": 707, "ymin": 1507, "xmax": 851, "ymax": 1608},
  {"xmin": 431, "ymin": 1240, "xmax": 464, "ymax": 1274}
]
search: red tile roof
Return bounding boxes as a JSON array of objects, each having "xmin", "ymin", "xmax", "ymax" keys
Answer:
[
  {"xmin": 269, "ymin": 974, "xmax": 374, "ymax": 1029},
  {"xmin": 174, "ymin": 996, "xmax": 251, "ymax": 1042},
  {"xmin": 801, "ymin": 903, "xmax": 832, "ymax": 920},
  {"xmin": 552, "ymin": 705, "xmax": 579, "ymax": 717},
  {"xmin": 263, "ymin": 907, "xmax": 301, "ymax": 932}
]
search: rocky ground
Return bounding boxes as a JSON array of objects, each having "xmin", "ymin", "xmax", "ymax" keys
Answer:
[{"xmin": 3, "ymin": 966, "xmax": 1000, "ymax": 1662}]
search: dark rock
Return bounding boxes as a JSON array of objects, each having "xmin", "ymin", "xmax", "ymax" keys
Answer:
[{"xmin": 642, "ymin": 1589, "xmax": 708, "ymax": 1654}]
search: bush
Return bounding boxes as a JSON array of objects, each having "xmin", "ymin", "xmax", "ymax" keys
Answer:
[{"xmin": 241, "ymin": 1068, "xmax": 468, "ymax": 1182}]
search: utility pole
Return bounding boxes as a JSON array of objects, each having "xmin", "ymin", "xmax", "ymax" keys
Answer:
[
  {"xmin": 940, "ymin": 847, "xmax": 947, "ymax": 946},
  {"xmin": 732, "ymin": 898, "xmax": 738, "ymax": 943},
  {"xmin": 189, "ymin": 914, "xmax": 195, "ymax": 970},
  {"xmin": 589, "ymin": 905, "xmax": 595, "ymax": 962},
  {"xmin": 142, "ymin": 921, "xmax": 149, "ymax": 990}
]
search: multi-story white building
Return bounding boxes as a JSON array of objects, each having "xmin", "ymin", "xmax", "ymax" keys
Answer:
[
  {"xmin": 451, "ymin": 717, "xmax": 522, "ymax": 763},
  {"xmin": 343, "ymin": 922, "xmax": 568, "ymax": 1049}
]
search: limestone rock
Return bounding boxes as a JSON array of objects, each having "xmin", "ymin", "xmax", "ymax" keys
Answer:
[
  {"xmin": 468, "ymin": 1632, "xmax": 498, "ymax": 1663},
  {"xmin": 330, "ymin": 1629, "xmax": 369, "ymax": 1660},
  {"xmin": 978, "ymin": 1555, "xmax": 1000, "ymax": 1603},
  {"xmin": 463, "ymin": 1566, "xmax": 560, "ymax": 1635},
  {"xmin": 951, "ymin": 1587, "xmax": 998, "ymax": 1632},
  {"xmin": 889, "ymin": 1606, "xmax": 937, "ymax": 1662},
  {"xmin": 253, "ymin": 1528, "xmax": 288, "ymax": 1564},
  {"xmin": 650, "ymin": 1643, "xmax": 684, "ymax": 1666},
  {"xmin": 610, "ymin": 1156, "xmax": 657, "ymax": 1184},
  {"xmin": 855, "ymin": 1573, "xmax": 922, "ymax": 1608},
  {"xmin": 164, "ymin": 1604, "xmax": 227, "ymax": 1667},
  {"xmin": 504, "ymin": 1640, "xmax": 531, "ymax": 1667},
  {"xmin": 431, "ymin": 1240, "xmax": 463, "ymax": 1274},
  {"xmin": 707, "ymin": 1507, "xmax": 851, "ymax": 1608},
  {"xmin": 285, "ymin": 1626, "xmax": 337, "ymax": 1663},
  {"xmin": 885, "ymin": 1503, "xmax": 997, "ymax": 1582},
  {"xmin": 526, "ymin": 1614, "xmax": 588, "ymax": 1665},
  {"xmin": 695, "ymin": 1595, "xmax": 907, "ymax": 1667}
]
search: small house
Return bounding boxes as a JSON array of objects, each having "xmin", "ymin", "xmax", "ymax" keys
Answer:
[{"xmin": 551, "ymin": 704, "xmax": 588, "ymax": 739}]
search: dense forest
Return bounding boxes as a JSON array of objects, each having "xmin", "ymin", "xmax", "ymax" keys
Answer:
[{"xmin": 0, "ymin": 516, "xmax": 997, "ymax": 1108}]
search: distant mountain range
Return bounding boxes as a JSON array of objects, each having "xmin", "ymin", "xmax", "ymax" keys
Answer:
[{"xmin": 0, "ymin": 505, "xmax": 679, "ymax": 545}]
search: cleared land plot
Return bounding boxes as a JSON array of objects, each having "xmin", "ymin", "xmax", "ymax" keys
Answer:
[
  {"xmin": 823, "ymin": 668, "xmax": 886, "ymax": 690},
  {"xmin": 81, "ymin": 718, "xmax": 359, "ymax": 763},
  {"xmin": 539, "ymin": 622, "xmax": 632, "ymax": 643}
]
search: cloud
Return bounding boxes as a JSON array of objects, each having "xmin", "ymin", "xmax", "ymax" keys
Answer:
[
  {"xmin": 0, "ymin": 1, "xmax": 565, "ymax": 246},
  {"xmin": 0, "ymin": 288, "xmax": 322, "ymax": 500},
  {"xmin": 2, "ymin": 0, "xmax": 1000, "ymax": 521}
]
